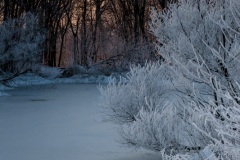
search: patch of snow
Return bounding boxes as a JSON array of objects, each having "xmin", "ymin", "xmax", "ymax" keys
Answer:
[
  {"xmin": 57, "ymin": 74, "xmax": 110, "ymax": 84},
  {"xmin": 4, "ymin": 73, "xmax": 110, "ymax": 88},
  {"xmin": 0, "ymin": 83, "xmax": 12, "ymax": 96},
  {"xmin": 0, "ymin": 83, "xmax": 11, "ymax": 90},
  {"xmin": 0, "ymin": 91, "xmax": 9, "ymax": 96},
  {"xmin": 6, "ymin": 73, "xmax": 53, "ymax": 87},
  {"xmin": 191, "ymin": 146, "xmax": 217, "ymax": 160},
  {"xmin": 38, "ymin": 66, "xmax": 63, "ymax": 79}
]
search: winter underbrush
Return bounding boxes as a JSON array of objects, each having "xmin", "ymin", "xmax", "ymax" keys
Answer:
[
  {"xmin": 100, "ymin": 0, "xmax": 240, "ymax": 159},
  {"xmin": 100, "ymin": 63, "xmax": 211, "ymax": 154},
  {"xmin": 100, "ymin": 62, "xmax": 240, "ymax": 159}
]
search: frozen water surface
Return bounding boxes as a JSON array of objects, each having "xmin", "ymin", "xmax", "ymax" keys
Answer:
[{"xmin": 0, "ymin": 84, "xmax": 160, "ymax": 160}]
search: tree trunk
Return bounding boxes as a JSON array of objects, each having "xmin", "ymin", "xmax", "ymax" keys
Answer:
[
  {"xmin": 92, "ymin": 0, "xmax": 102, "ymax": 64},
  {"xmin": 139, "ymin": 0, "xmax": 146, "ymax": 40},
  {"xmin": 58, "ymin": 34, "xmax": 65, "ymax": 67},
  {"xmin": 3, "ymin": 0, "xmax": 9, "ymax": 21},
  {"xmin": 73, "ymin": 35, "xmax": 79, "ymax": 64},
  {"xmin": 134, "ymin": 0, "xmax": 140, "ymax": 44},
  {"xmin": 81, "ymin": 0, "xmax": 88, "ymax": 67}
]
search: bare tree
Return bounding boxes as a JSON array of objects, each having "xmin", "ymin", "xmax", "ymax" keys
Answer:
[{"xmin": 1, "ymin": 0, "xmax": 163, "ymax": 71}]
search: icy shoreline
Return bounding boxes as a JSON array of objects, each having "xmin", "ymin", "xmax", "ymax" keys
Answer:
[{"xmin": 0, "ymin": 73, "xmax": 111, "ymax": 96}]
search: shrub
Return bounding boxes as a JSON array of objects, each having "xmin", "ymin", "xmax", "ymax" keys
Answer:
[
  {"xmin": 100, "ymin": 0, "xmax": 240, "ymax": 158},
  {"xmin": 0, "ymin": 12, "xmax": 45, "ymax": 83}
]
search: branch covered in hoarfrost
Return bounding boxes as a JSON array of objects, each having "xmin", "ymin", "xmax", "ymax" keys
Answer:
[{"xmin": 0, "ymin": 12, "xmax": 45, "ymax": 84}]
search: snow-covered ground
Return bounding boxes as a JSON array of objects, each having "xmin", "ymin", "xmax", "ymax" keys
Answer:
[
  {"xmin": 0, "ymin": 84, "xmax": 161, "ymax": 160},
  {"xmin": 8, "ymin": 73, "xmax": 111, "ymax": 86},
  {"xmin": 0, "ymin": 72, "xmax": 110, "ymax": 97}
]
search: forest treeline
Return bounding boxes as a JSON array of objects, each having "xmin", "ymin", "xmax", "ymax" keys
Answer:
[{"xmin": 0, "ymin": 0, "xmax": 173, "ymax": 70}]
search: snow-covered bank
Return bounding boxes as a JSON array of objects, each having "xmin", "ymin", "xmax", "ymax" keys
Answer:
[
  {"xmin": 0, "ymin": 72, "xmax": 111, "ymax": 97},
  {"xmin": 0, "ymin": 83, "xmax": 12, "ymax": 96},
  {"xmin": 0, "ymin": 91, "xmax": 9, "ymax": 96},
  {"xmin": 0, "ymin": 84, "xmax": 161, "ymax": 160},
  {"xmin": 8, "ymin": 73, "xmax": 110, "ymax": 87}
]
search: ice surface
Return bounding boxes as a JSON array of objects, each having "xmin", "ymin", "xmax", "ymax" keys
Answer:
[{"xmin": 0, "ymin": 84, "xmax": 161, "ymax": 160}]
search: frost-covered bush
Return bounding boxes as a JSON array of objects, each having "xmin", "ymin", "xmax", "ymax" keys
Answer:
[
  {"xmin": 191, "ymin": 87, "xmax": 240, "ymax": 160},
  {"xmin": 100, "ymin": 63, "xmax": 210, "ymax": 152},
  {"xmin": 100, "ymin": 62, "xmax": 172, "ymax": 124},
  {"xmin": 38, "ymin": 66, "xmax": 63, "ymax": 79},
  {"xmin": 150, "ymin": 0, "xmax": 240, "ymax": 98},
  {"xmin": 150, "ymin": 0, "xmax": 240, "ymax": 156},
  {"xmin": 0, "ymin": 13, "xmax": 44, "ymax": 82},
  {"xmin": 121, "ymin": 41, "xmax": 157, "ymax": 68},
  {"xmin": 100, "ymin": 0, "xmax": 240, "ymax": 158}
]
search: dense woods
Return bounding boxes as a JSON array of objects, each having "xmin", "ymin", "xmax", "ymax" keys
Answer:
[{"xmin": 0, "ymin": 0, "xmax": 172, "ymax": 70}]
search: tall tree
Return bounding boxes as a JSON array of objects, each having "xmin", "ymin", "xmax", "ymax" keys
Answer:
[
  {"xmin": 1, "ymin": 0, "xmax": 163, "ymax": 68},
  {"xmin": 81, "ymin": 0, "xmax": 88, "ymax": 66},
  {"xmin": 40, "ymin": 0, "xmax": 73, "ymax": 67}
]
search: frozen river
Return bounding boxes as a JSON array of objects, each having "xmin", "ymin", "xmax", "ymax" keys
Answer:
[{"xmin": 0, "ymin": 84, "xmax": 160, "ymax": 160}]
